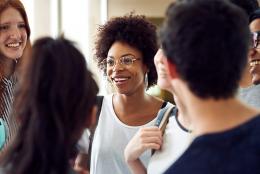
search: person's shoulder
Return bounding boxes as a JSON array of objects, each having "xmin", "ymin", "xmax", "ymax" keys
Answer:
[
  {"xmin": 242, "ymin": 115, "xmax": 260, "ymax": 132},
  {"xmin": 102, "ymin": 94, "xmax": 112, "ymax": 100},
  {"xmin": 163, "ymin": 148, "xmax": 204, "ymax": 174},
  {"xmin": 252, "ymin": 115, "xmax": 260, "ymax": 122},
  {"xmin": 247, "ymin": 115, "xmax": 260, "ymax": 138},
  {"xmin": 163, "ymin": 118, "xmax": 260, "ymax": 174},
  {"xmin": 164, "ymin": 147, "xmax": 260, "ymax": 174},
  {"xmin": 150, "ymin": 95, "xmax": 165, "ymax": 104},
  {"xmin": 99, "ymin": 94, "xmax": 112, "ymax": 107}
]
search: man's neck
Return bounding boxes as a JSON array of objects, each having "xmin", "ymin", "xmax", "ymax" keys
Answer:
[{"xmin": 185, "ymin": 97, "xmax": 258, "ymax": 136}]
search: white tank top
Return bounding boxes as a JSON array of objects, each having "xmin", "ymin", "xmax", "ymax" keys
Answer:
[{"xmin": 90, "ymin": 94, "xmax": 158, "ymax": 174}]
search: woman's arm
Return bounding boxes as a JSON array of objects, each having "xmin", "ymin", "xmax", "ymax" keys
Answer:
[
  {"xmin": 126, "ymin": 158, "xmax": 146, "ymax": 174},
  {"xmin": 74, "ymin": 153, "xmax": 90, "ymax": 174},
  {"xmin": 124, "ymin": 126, "xmax": 162, "ymax": 174},
  {"xmin": 73, "ymin": 129, "xmax": 91, "ymax": 174}
]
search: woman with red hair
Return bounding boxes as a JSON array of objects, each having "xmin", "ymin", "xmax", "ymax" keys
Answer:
[{"xmin": 0, "ymin": 0, "xmax": 31, "ymax": 153}]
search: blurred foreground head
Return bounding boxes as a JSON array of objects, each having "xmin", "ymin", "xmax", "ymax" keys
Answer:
[
  {"xmin": 160, "ymin": 0, "xmax": 250, "ymax": 99},
  {"xmin": 4, "ymin": 37, "xmax": 98, "ymax": 174}
]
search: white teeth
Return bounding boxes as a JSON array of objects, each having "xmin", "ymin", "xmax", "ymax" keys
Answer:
[
  {"xmin": 7, "ymin": 43, "xmax": 20, "ymax": 47},
  {"xmin": 113, "ymin": 77, "xmax": 128, "ymax": 81},
  {"xmin": 250, "ymin": 60, "xmax": 260, "ymax": 67}
]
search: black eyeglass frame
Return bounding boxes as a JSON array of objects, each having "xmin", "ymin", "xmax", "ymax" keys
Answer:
[{"xmin": 251, "ymin": 31, "xmax": 260, "ymax": 49}]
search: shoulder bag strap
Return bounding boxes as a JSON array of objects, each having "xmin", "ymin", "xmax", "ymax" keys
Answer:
[
  {"xmin": 152, "ymin": 103, "xmax": 175, "ymax": 155},
  {"xmin": 87, "ymin": 95, "xmax": 104, "ymax": 167}
]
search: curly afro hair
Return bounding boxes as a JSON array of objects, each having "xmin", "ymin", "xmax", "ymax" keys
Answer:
[{"xmin": 95, "ymin": 14, "xmax": 158, "ymax": 88}]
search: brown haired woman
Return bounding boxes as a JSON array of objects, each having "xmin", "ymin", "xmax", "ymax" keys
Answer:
[{"xmin": 0, "ymin": 0, "xmax": 31, "ymax": 154}]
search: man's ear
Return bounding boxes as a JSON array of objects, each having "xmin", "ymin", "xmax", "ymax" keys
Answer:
[{"xmin": 163, "ymin": 57, "xmax": 179, "ymax": 79}]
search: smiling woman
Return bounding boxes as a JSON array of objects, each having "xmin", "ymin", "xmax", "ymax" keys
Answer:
[
  {"xmin": 0, "ymin": 7, "xmax": 27, "ymax": 61},
  {"xmin": 0, "ymin": 0, "xmax": 30, "ymax": 155},
  {"xmin": 75, "ymin": 14, "xmax": 172, "ymax": 174}
]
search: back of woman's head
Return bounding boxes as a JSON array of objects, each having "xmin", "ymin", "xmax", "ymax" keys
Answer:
[{"xmin": 4, "ymin": 37, "xmax": 98, "ymax": 174}]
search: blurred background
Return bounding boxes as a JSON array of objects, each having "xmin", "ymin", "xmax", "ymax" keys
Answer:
[
  {"xmin": 23, "ymin": 0, "xmax": 260, "ymax": 102},
  {"xmin": 20, "ymin": 0, "xmax": 174, "ymax": 97}
]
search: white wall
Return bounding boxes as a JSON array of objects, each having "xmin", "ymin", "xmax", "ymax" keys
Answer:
[
  {"xmin": 20, "ymin": 0, "xmax": 173, "ymax": 94},
  {"xmin": 108, "ymin": 0, "xmax": 173, "ymax": 18},
  {"xmin": 21, "ymin": 0, "xmax": 59, "ymax": 41}
]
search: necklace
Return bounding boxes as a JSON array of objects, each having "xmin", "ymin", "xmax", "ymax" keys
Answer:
[{"xmin": 172, "ymin": 107, "xmax": 192, "ymax": 133}]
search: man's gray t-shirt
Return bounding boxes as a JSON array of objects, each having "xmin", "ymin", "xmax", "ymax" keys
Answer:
[{"xmin": 238, "ymin": 85, "xmax": 260, "ymax": 109}]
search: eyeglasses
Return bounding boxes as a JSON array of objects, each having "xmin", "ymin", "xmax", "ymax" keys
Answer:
[
  {"xmin": 251, "ymin": 31, "xmax": 260, "ymax": 49},
  {"xmin": 103, "ymin": 55, "xmax": 141, "ymax": 68}
]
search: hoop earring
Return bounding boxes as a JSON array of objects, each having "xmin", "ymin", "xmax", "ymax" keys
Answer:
[{"xmin": 144, "ymin": 72, "xmax": 148, "ymax": 89}]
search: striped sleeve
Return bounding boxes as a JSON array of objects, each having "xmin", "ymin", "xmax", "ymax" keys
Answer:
[{"xmin": 0, "ymin": 76, "xmax": 18, "ymax": 154}]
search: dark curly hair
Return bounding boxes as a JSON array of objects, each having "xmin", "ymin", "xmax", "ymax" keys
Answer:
[
  {"xmin": 230, "ymin": 0, "xmax": 259, "ymax": 18},
  {"xmin": 95, "ymin": 14, "xmax": 158, "ymax": 88}
]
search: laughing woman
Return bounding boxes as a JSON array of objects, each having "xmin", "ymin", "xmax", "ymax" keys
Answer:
[
  {"xmin": 75, "ymin": 14, "xmax": 167, "ymax": 174},
  {"xmin": 0, "ymin": 0, "xmax": 30, "ymax": 153}
]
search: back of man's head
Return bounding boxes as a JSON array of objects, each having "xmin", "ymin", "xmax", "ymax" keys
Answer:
[{"xmin": 160, "ymin": 0, "xmax": 250, "ymax": 99}]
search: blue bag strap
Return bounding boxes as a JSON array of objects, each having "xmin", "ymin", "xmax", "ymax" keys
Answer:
[
  {"xmin": 152, "ymin": 103, "xmax": 175, "ymax": 155},
  {"xmin": 0, "ymin": 118, "xmax": 6, "ymax": 150},
  {"xmin": 154, "ymin": 103, "xmax": 175, "ymax": 128}
]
